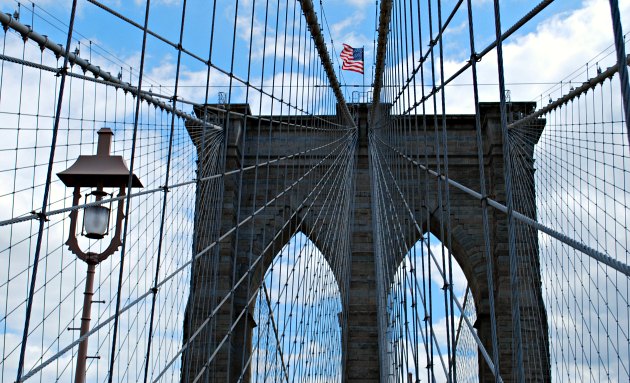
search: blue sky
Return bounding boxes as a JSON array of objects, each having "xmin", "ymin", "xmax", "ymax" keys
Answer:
[
  {"xmin": 0, "ymin": 1, "xmax": 628, "ymax": 381},
  {"xmin": 0, "ymin": 0, "xmax": 607, "ymax": 110}
]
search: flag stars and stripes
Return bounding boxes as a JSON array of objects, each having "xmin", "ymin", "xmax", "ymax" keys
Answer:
[{"xmin": 340, "ymin": 43, "xmax": 364, "ymax": 74}]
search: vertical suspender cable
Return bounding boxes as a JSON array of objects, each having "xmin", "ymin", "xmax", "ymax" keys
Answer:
[
  {"xmin": 237, "ymin": 0, "xmax": 259, "ymax": 378},
  {"xmin": 425, "ymin": 0, "xmax": 443, "ymax": 377},
  {"xmin": 491, "ymin": 1, "xmax": 525, "ymax": 381},
  {"xmin": 183, "ymin": 0, "xmax": 220, "ymax": 379},
  {"xmin": 465, "ymin": 0, "xmax": 501, "ymax": 379},
  {"xmin": 107, "ymin": 1, "xmax": 152, "ymax": 381},
  {"xmin": 223, "ymin": 0, "xmax": 242, "ymax": 378},
  {"xmin": 607, "ymin": 0, "xmax": 630, "ymax": 147},
  {"xmin": 142, "ymin": 1, "xmax": 188, "ymax": 382},
  {"xmin": 434, "ymin": 0, "xmax": 458, "ymax": 378},
  {"xmin": 15, "ymin": 1, "xmax": 79, "ymax": 381}
]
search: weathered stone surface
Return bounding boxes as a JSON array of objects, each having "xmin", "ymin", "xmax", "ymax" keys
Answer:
[{"xmin": 182, "ymin": 102, "xmax": 550, "ymax": 382}]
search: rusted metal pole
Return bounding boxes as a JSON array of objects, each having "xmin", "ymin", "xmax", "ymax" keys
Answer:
[{"xmin": 75, "ymin": 263, "xmax": 96, "ymax": 383}]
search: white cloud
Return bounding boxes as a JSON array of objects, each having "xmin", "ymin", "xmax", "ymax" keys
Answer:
[
  {"xmin": 252, "ymin": 232, "xmax": 343, "ymax": 382},
  {"xmin": 380, "ymin": 1, "xmax": 630, "ymax": 381},
  {"xmin": 385, "ymin": 0, "xmax": 630, "ymax": 114},
  {"xmin": 0, "ymin": 18, "xmax": 198, "ymax": 381},
  {"xmin": 331, "ymin": 13, "xmax": 364, "ymax": 37},
  {"xmin": 346, "ymin": 0, "xmax": 373, "ymax": 8},
  {"xmin": 2, "ymin": 0, "xmax": 629, "ymax": 381}
]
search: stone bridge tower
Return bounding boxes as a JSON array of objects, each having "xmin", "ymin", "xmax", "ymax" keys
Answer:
[{"xmin": 181, "ymin": 102, "xmax": 550, "ymax": 382}]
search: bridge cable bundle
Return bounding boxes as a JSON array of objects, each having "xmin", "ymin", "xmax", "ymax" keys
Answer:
[{"xmin": 0, "ymin": 0, "xmax": 627, "ymax": 382}]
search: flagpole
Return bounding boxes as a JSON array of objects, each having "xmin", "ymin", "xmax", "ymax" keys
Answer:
[{"xmin": 362, "ymin": 45, "xmax": 365, "ymax": 103}]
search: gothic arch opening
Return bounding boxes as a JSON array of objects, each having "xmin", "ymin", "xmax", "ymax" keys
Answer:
[
  {"xmin": 250, "ymin": 231, "xmax": 343, "ymax": 382},
  {"xmin": 385, "ymin": 233, "xmax": 479, "ymax": 383}
]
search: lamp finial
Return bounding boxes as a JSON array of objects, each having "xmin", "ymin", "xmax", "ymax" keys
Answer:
[{"xmin": 96, "ymin": 128, "xmax": 114, "ymax": 157}]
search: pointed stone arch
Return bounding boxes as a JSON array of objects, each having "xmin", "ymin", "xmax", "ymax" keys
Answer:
[
  {"xmin": 183, "ymin": 101, "xmax": 550, "ymax": 382},
  {"xmin": 250, "ymin": 231, "xmax": 343, "ymax": 382},
  {"xmin": 182, "ymin": 105, "xmax": 352, "ymax": 382},
  {"xmin": 384, "ymin": 232, "xmax": 478, "ymax": 382}
]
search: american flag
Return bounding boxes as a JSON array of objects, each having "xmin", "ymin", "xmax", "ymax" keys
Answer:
[{"xmin": 340, "ymin": 43, "xmax": 364, "ymax": 74}]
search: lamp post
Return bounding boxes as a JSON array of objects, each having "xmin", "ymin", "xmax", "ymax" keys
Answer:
[{"xmin": 57, "ymin": 128, "xmax": 143, "ymax": 383}]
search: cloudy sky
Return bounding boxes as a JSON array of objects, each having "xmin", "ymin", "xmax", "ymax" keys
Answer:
[
  {"xmin": 1, "ymin": 0, "xmax": 623, "ymax": 112},
  {"xmin": 0, "ymin": 0, "xmax": 628, "ymax": 382}
]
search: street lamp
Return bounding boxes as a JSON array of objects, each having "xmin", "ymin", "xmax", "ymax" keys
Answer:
[{"xmin": 57, "ymin": 127, "xmax": 142, "ymax": 383}]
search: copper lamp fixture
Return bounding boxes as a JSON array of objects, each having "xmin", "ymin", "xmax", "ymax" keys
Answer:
[{"xmin": 57, "ymin": 127, "xmax": 142, "ymax": 383}]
